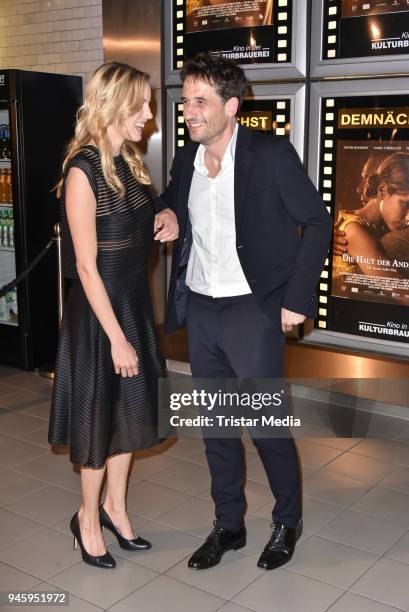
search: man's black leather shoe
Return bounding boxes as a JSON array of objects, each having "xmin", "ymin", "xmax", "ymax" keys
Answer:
[
  {"xmin": 257, "ymin": 520, "xmax": 303, "ymax": 570},
  {"xmin": 188, "ymin": 521, "xmax": 246, "ymax": 570}
]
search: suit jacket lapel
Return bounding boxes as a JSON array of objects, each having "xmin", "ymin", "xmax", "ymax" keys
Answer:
[
  {"xmin": 234, "ymin": 125, "xmax": 252, "ymax": 237},
  {"xmin": 178, "ymin": 143, "xmax": 198, "ymax": 239}
]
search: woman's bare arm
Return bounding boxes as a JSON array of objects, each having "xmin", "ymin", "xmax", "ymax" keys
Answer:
[{"xmin": 65, "ymin": 167, "xmax": 138, "ymax": 376}]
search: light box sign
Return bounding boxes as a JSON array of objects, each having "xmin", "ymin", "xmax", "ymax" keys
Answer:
[
  {"xmin": 323, "ymin": 0, "xmax": 409, "ymax": 60},
  {"xmin": 174, "ymin": 97, "xmax": 291, "ymax": 150},
  {"xmin": 173, "ymin": 0, "xmax": 293, "ymax": 69},
  {"xmin": 316, "ymin": 95, "xmax": 409, "ymax": 344}
]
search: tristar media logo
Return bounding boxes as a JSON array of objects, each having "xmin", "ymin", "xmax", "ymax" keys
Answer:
[{"xmin": 0, "ymin": 74, "xmax": 5, "ymax": 86}]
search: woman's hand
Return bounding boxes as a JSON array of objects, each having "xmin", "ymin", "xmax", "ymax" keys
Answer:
[
  {"xmin": 111, "ymin": 339, "xmax": 139, "ymax": 377},
  {"xmin": 154, "ymin": 208, "xmax": 179, "ymax": 242}
]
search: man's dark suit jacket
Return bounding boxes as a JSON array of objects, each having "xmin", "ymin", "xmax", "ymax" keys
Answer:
[{"xmin": 156, "ymin": 124, "xmax": 332, "ymax": 333}]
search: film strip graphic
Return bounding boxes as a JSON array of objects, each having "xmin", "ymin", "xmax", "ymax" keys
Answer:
[
  {"xmin": 322, "ymin": 0, "xmax": 342, "ymax": 60},
  {"xmin": 315, "ymin": 97, "xmax": 337, "ymax": 330},
  {"xmin": 174, "ymin": 97, "xmax": 292, "ymax": 152},
  {"xmin": 172, "ymin": 0, "xmax": 293, "ymax": 71}
]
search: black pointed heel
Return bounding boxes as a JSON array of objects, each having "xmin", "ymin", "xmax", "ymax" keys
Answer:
[
  {"xmin": 99, "ymin": 505, "xmax": 152, "ymax": 551},
  {"xmin": 70, "ymin": 512, "xmax": 116, "ymax": 569}
]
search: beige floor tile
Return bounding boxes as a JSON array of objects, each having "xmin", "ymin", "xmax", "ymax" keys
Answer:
[
  {"xmin": 385, "ymin": 531, "xmax": 409, "ymax": 565},
  {"xmin": 325, "ymin": 452, "xmax": 397, "ymax": 486},
  {"xmin": 0, "ymin": 389, "xmax": 49, "ymax": 411},
  {"xmin": 233, "ymin": 567, "xmax": 343, "ymax": 612},
  {"xmin": 1, "ymin": 372, "xmax": 53, "ymax": 396},
  {"xmin": 0, "ymin": 411, "xmax": 46, "ymax": 438},
  {"xmin": 286, "ymin": 535, "xmax": 378, "ymax": 588},
  {"xmin": 217, "ymin": 603, "xmax": 256, "ymax": 612},
  {"xmin": 0, "ymin": 561, "xmax": 41, "ymax": 598},
  {"xmin": 155, "ymin": 496, "xmax": 214, "ymax": 538},
  {"xmin": 295, "ymin": 439, "xmax": 343, "ymax": 468},
  {"xmin": 127, "ymin": 450, "xmax": 180, "ymax": 485},
  {"xmin": 351, "ymin": 557, "xmax": 409, "ymax": 610},
  {"xmin": 166, "ymin": 550, "xmax": 263, "ymax": 600},
  {"xmin": 110, "ymin": 519, "xmax": 200, "ymax": 572},
  {"xmin": 4, "ymin": 485, "xmax": 82, "ymax": 526},
  {"xmin": 13, "ymin": 451, "xmax": 76, "ymax": 485},
  {"xmin": 301, "ymin": 432, "xmax": 363, "ymax": 451},
  {"xmin": 0, "ymin": 508, "xmax": 45, "ymax": 550},
  {"xmin": 50, "ymin": 556, "xmax": 158, "ymax": 609},
  {"xmin": 0, "ymin": 468, "xmax": 48, "ymax": 505},
  {"xmin": 352, "ymin": 439, "xmax": 409, "ymax": 467},
  {"xmin": 19, "ymin": 425, "xmax": 50, "ymax": 448},
  {"xmin": 155, "ymin": 435, "xmax": 205, "ymax": 459},
  {"xmin": 317, "ymin": 509, "xmax": 408, "ymax": 554},
  {"xmin": 15, "ymin": 452, "xmax": 73, "ymax": 484},
  {"xmin": 328, "ymin": 591, "xmax": 405, "ymax": 612},
  {"xmin": 379, "ymin": 465, "xmax": 409, "ymax": 495},
  {"xmin": 301, "ymin": 495, "xmax": 346, "ymax": 533},
  {"xmin": 351, "ymin": 487, "xmax": 409, "ymax": 526},
  {"xmin": 147, "ymin": 459, "xmax": 211, "ymax": 495},
  {"xmin": 0, "ymin": 435, "xmax": 47, "ymax": 468},
  {"xmin": 126, "ymin": 480, "xmax": 189, "ymax": 519},
  {"xmin": 108, "ymin": 575, "xmax": 226, "ymax": 612},
  {"xmin": 21, "ymin": 401, "xmax": 51, "ymax": 421},
  {"xmin": 0, "ymin": 528, "xmax": 80, "ymax": 581},
  {"xmin": 303, "ymin": 468, "xmax": 372, "ymax": 506}
]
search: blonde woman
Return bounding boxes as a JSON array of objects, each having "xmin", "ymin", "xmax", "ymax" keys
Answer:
[{"xmin": 48, "ymin": 62, "xmax": 178, "ymax": 568}]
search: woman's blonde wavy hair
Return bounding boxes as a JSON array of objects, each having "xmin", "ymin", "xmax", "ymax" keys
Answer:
[{"xmin": 56, "ymin": 61, "xmax": 151, "ymax": 198}]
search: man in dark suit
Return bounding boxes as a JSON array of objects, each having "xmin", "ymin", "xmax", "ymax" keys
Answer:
[{"xmin": 155, "ymin": 53, "xmax": 332, "ymax": 571}]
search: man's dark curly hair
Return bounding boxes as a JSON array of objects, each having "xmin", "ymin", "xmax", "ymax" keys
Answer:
[{"xmin": 180, "ymin": 53, "xmax": 248, "ymax": 108}]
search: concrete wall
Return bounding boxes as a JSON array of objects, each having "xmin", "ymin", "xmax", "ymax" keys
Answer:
[{"xmin": 0, "ymin": 0, "xmax": 103, "ymax": 83}]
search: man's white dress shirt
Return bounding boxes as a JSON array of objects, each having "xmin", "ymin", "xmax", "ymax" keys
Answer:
[{"xmin": 186, "ymin": 124, "xmax": 251, "ymax": 297}]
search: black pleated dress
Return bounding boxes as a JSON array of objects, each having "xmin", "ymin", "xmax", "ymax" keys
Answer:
[{"xmin": 48, "ymin": 145, "xmax": 166, "ymax": 468}]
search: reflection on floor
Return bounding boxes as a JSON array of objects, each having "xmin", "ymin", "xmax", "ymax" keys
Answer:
[{"xmin": 0, "ymin": 366, "xmax": 409, "ymax": 611}]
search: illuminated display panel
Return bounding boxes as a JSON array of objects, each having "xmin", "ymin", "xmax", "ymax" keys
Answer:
[
  {"xmin": 323, "ymin": 0, "xmax": 409, "ymax": 60},
  {"xmin": 172, "ymin": 0, "xmax": 293, "ymax": 70},
  {"xmin": 316, "ymin": 94, "xmax": 409, "ymax": 344}
]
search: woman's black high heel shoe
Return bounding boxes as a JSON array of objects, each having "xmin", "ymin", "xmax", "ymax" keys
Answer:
[
  {"xmin": 70, "ymin": 512, "xmax": 116, "ymax": 568},
  {"xmin": 99, "ymin": 505, "xmax": 152, "ymax": 551}
]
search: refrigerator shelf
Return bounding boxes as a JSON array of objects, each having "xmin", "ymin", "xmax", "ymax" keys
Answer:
[
  {"xmin": 0, "ymin": 159, "xmax": 11, "ymax": 163},
  {"xmin": 0, "ymin": 246, "xmax": 14, "ymax": 252},
  {"xmin": 0, "ymin": 319, "xmax": 18, "ymax": 327}
]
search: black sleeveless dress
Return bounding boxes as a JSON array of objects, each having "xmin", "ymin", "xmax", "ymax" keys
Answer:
[{"xmin": 48, "ymin": 146, "xmax": 166, "ymax": 468}]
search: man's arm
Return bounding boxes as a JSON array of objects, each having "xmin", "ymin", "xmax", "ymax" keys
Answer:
[
  {"xmin": 154, "ymin": 155, "xmax": 180, "ymax": 242},
  {"xmin": 275, "ymin": 139, "xmax": 332, "ymax": 316},
  {"xmin": 154, "ymin": 154, "xmax": 180, "ymax": 214}
]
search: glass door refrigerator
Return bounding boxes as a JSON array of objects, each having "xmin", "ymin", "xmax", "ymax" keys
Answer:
[{"xmin": 0, "ymin": 69, "xmax": 82, "ymax": 369}]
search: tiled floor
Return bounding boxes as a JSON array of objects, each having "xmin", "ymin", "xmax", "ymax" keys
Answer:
[{"xmin": 0, "ymin": 366, "xmax": 409, "ymax": 611}]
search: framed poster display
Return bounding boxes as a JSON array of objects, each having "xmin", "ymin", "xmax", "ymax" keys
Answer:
[
  {"xmin": 311, "ymin": 1, "xmax": 409, "ymax": 78},
  {"xmin": 164, "ymin": 0, "xmax": 307, "ymax": 86},
  {"xmin": 307, "ymin": 79, "xmax": 409, "ymax": 358}
]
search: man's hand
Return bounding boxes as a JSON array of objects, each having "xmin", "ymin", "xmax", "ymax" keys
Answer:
[
  {"xmin": 281, "ymin": 308, "xmax": 306, "ymax": 333},
  {"xmin": 333, "ymin": 216, "xmax": 348, "ymax": 256},
  {"xmin": 154, "ymin": 208, "xmax": 179, "ymax": 242}
]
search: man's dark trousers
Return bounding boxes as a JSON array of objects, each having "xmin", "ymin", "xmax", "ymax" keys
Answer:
[{"xmin": 186, "ymin": 290, "xmax": 302, "ymax": 532}]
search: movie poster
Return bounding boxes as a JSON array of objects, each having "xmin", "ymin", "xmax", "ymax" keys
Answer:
[
  {"xmin": 338, "ymin": 0, "xmax": 409, "ymax": 58},
  {"xmin": 332, "ymin": 140, "xmax": 409, "ymax": 306},
  {"xmin": 322, "ymin": 98, "xmax": 409, "ymax": 343},
  {"xmin": 184, "ymin": 0, "xmax": 277, "ymax": 64}
]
